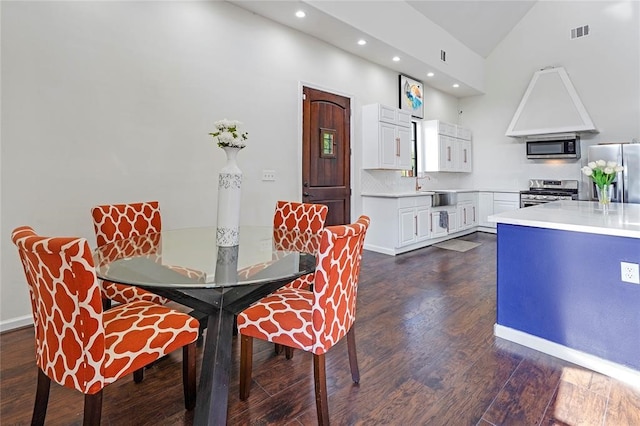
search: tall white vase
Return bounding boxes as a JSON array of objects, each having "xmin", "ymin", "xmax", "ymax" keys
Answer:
[{"xmin": 216, "ymin": 146, "xmax": 243, "ymax": 246}]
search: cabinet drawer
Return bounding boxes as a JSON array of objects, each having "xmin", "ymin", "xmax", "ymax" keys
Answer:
[
  {"xmin": 439, "ymin": 122, "xmax": 457, "ymax": 137},
  {"xmin": 379, "ymin": 104, "xmax": 397, "ymax": 124},
  {"xmin": 456, "ymin": 126, "xmax": 472, "ymax": 141},
  {"xmin": 397, "ymin": 110, "xmax": 412, "ymax": 127},
  {"xmin": 493, "ymin": 192, "xmax": 519, "ymax": 202}
]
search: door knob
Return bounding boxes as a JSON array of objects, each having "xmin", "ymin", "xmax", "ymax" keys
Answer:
[{"xmin": 303, "ymin": 192, "xmax": 313, "ymax": 197}]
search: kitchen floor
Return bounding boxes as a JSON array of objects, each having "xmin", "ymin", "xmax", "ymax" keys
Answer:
[{"xmin": 1, "ymin": 232, "xmax": 639, "ymax": 425}]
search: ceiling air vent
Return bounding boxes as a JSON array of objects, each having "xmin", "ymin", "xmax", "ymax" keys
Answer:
[{"xmin": 570, "ymin": 25, "xmax": 590, "ymax": 40}]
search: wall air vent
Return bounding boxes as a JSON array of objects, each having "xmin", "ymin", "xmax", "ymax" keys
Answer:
[
  {"xmin": 570, "ymin": 25, "xmax": 590, "ymax": 40},
  {"xmin": 440, "ymin": 50, "xmax": 446, "ymax": 63}
]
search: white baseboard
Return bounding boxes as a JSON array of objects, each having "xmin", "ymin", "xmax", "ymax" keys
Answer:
[
  {"xmin": 494, "ymin": 324, "xmax": 640, "ymax": 390},
  {"xmin": 0, "ymin": 314, "xmax": 33, "ymax": 333}
]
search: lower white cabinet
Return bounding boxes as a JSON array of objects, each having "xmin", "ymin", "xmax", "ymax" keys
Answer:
[
  {"xmin": 429, "ymin": 207, "xmax": 456, "ymax": 238},
  {"xmin": 362, "ymin": 195, "xmax": 433, "ymax": 255},
  {"xmin": 457, "ymin": 192, "xmax": 478, "ymax": 230},
  {"xmin": 478, "ymin": 191, "xmax": 520, "ymax": 231},
  {"xmin": 362, "ymin": 190, "xmax": 500, "ymax": 255},
  {"xmin": 399, "ymin": 205, "xmax": 431, "ymax": 246}
]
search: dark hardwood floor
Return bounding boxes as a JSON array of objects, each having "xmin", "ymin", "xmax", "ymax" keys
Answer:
[{"xmin": 2, "ymin": 232, "xmax": 639, "ymax": 425}]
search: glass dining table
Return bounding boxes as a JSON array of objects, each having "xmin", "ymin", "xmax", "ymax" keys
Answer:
[{"xmin": 93, "ymin": 226, "xmax": 316, "ymax": 425}]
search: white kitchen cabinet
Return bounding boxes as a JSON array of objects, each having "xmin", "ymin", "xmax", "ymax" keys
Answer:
[
  {"xmin": 493, "ymin": 192, "xmax": 520, "ymax": 214},
  {"xmin": 362, "ymin": 195, "xmax": 432, "ymax": 255},
  {"xmin": 399, "ymin": 204, "xmax": 431, "ymax": 246},
  {"xmin": 478, "ymin": 192, "xmax": 495, "ymax": 228},
  {"xmin": 420, "ymin": 120, "xmax": 472, "ymax": 173},
  {"xmin": 456, "ymin": 192, "xmax": 478, "ymax": 231},
  {"xmin": 430, "ymin": 207, "xmax": 456, "ymax": 238},
  {"xmin": 478, "ymin": 192, "xmax": 520, "ymax": 231},
  {"xmin": 363, "ymin": 103, "xmax": 412, "ymax": 170}
]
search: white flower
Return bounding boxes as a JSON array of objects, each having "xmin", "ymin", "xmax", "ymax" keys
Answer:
[
  {"xmin": 582, "ymin": 159, "xmax": 620, "ymax": 188},
  {"xmin": 209, "ymin": 119, "xmax": 248, "ymax": 148}
]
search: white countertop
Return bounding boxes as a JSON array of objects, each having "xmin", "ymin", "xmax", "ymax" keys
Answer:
[
  {"xmin": 361, "ymin": 191, "xmax": 435, "ymax": 198},
  {"xmin": 360, "ymin": 189, "xmax": 500, "ymax": 198},
  {"xmin": 489, "ymin": 201, "xmax": 640, "ymax": 239}
]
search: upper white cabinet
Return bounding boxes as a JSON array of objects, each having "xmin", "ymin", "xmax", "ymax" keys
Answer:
[
  {"xmin": 419, "ymin": 120, "xmax": 472, "ymax": 173},
  {"xmin": 362, "ymin": 104, "xmax": 412, "ymax": 170}
]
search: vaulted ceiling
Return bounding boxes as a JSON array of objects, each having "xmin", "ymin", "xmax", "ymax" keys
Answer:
[{"xmin": 228, "ymin": 1, "xmax": 537, "ymax": 97}]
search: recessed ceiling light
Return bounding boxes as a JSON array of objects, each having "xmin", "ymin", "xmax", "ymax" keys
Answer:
[
  {"xmin": 427, "ymin": 72, "xmax": 435, "ymax": 77},
  {"xmin": 392, "ymin": 56, "xmax": 400, "ymax": 62},
  {"xmin": 357, "ymin": 39, "xmax": 367, "ymax": 46},
  {"xmin": 295, "ymin": 10, "xmax": 306, "ymax": 18},
  {"xmin": 452, "ymin": 83, "xmax": 460, "ymax": 88}
]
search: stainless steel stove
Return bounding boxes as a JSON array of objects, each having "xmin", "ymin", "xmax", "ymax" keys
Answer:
[{"xmin": 520, "ymin": 179, "xmax": 579, "ymax": 208}]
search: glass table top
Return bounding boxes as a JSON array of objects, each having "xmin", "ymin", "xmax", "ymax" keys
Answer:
[{"xmin": 94, "ymin": 226, "xmax": 317, "ymax": 289}]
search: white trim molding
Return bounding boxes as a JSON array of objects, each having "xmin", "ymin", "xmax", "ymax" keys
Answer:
[
  {"xmin": 0, "ymin": 315, "xmax": 33, "ymax": 333},
  {"xmin": 495, "ymin": 324, "xmax": 640, "ymax": 390}
]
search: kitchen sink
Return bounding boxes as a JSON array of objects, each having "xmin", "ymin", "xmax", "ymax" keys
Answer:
[{"xmin": 431, "ymin": 191, "xmax": 458, "ymax": 207}]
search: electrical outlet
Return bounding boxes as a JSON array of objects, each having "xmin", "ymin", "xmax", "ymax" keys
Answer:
[
  {"xmin": 620, "ymin": 262, "xmax": 640, "ymax": 284},
  {"xmin": 262, "ymin": 170, "xmax": 276, "ymax": 181}
]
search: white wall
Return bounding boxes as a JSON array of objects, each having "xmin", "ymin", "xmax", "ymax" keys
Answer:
[
  {"xmin": 459, "ymin": 1, "xmax": 640, "ymax": 194},
  {"xmin": 0, "ymin": 1, "xmax": 460, "ymax": 328}
]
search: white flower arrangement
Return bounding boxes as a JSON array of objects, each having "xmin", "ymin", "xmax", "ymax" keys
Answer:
[
  {"xmin": 209, "ymin": 119, "xmax": 248, "ymax": 148},
  {"xmin": 581, "ymin": 160, "xmax": 624, "ymax": 188}
]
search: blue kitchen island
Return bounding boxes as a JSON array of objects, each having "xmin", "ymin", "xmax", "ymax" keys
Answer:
[{"xmin": 489, "ymin": 201, "xmax": 640, "ymax": 386}]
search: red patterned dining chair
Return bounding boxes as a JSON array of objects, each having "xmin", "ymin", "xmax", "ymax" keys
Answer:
[
  {"xmin": 11, "ymin": 226, "xmax": 199, "ymax": 426},
  {"xmin": 91, "ymin": 201, "xmax": 169, "ymax": 309},
  {"xmin": 237, "ymin": 216, "xmax": 370, "ymax": 425},
  {"xmin": 272, "ymin": 200, "xmax": 328, "ymax": 290},
  {"xmin": 269, "ymin": 201, "xmax": 328, "ymax": 358}
]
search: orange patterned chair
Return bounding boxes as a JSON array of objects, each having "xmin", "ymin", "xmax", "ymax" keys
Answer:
[
  {"xmin": 11, "ymin": 226, "xmax": 199, "ymax": 426},
  {"xmin": 237, "ymin": 216, "xmax": 370, "ymax": 425},
  {"xmin": 91, "ymin": 201, "xmax": 169, "ymax": 308},
  {"xmin": 272, "ymin": 200, "xmax": 328, "ymax": 291},
  {"xmin": 270, "ymin": 201, "xmax": 328, "ymax": 358}
]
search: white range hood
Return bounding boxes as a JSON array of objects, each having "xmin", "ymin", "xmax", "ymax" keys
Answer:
[{"xmin": 506, "ymin": 67, "xmax": 597, "ymax": 137}]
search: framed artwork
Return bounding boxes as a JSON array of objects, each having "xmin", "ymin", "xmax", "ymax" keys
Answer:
[{"xmin": 399, "ymin": 74, "xmax": 424, "ymax": 119}]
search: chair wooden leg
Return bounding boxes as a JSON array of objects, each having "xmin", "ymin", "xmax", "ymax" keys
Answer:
[
  {"xmin": 239, "ymin": 335, "xmax": 253, "ymax": 400},
  {"xmin": 133, "ymin": 368, "xmax": 144, "ymax": 383},
  {"xmin": 31, "ymin": 368, "xmax": 51, "ymax": 426},
  {"xmin": 274, "ymin": 343, "xmax": 283, "ymax": 355},
  {"xmin": 284, "ymin": 346, "xmax": 294, "ymax": 360},
  {"xmin": 313, "ymin": 353, "xmax": 330, "ymax": 426},
  {"xmin": 102, "ymin": 298, "xmax": 112, "ymax": 311},
  {"xmin": 346, "ymin": 326, "xmax": 360, "ymax": 384},
  {"xmin": 183, "ymin": 342, "xmax": 196, "ymax": 410},
  {"xmin": 83, "ymin": 391, "xmax": 103, "ymax": 426}
]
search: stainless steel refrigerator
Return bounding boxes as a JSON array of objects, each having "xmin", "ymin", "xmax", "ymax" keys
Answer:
[{"xmin": 587, "ymin": 143, "xmax": 640, "ymax": 204}]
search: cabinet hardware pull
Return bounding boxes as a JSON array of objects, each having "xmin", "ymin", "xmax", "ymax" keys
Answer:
[
  {"xmin": 414, "ymin": 216, "xmax": 418, "ymax": 236},
  {"xmin": 396, "ymin": 137, "xmax": 400, "ymax": 157},
  {"xmin": 473, "ymin": 206, "xmax": 476, "ymax": 221},
  {"xmin": 447, "ymin": 146, "xmax": 451, "ymax": 161},
  {"xmin": 464, "ymin": 149, "xmax": 467, "ymax": 163}
]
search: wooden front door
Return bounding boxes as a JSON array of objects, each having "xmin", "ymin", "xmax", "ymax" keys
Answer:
[{"xmin": 302, "ymin": 87, "xmax": 351, "ymax": 226}]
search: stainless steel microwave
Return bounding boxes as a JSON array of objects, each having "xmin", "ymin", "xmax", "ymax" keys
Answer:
[{"xmin": 526, "ymin": 134, "xmax": 581, "ymax": 159}]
